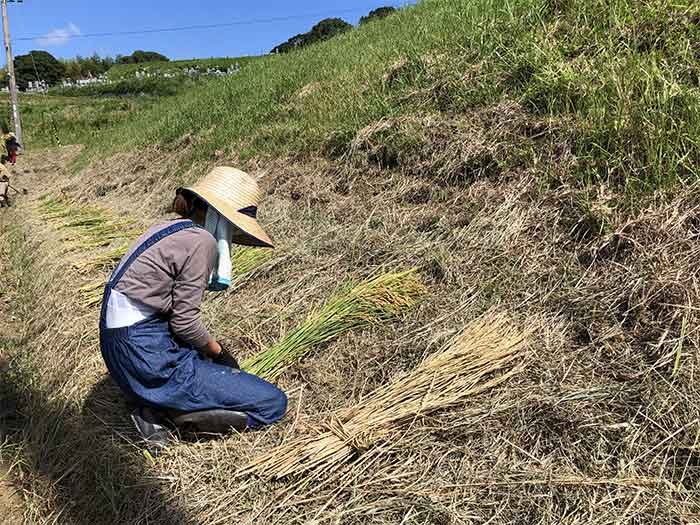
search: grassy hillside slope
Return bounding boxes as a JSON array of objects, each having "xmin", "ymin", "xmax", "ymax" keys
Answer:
[
  {"xmin": 1, "ymin": 1, "xmax": 700, "ymax": 524},
  {"xmin": 74, "ymin": 0, "xmax": 700, "ymax": 191}
]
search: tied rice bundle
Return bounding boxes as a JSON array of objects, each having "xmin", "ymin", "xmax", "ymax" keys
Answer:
[
  {"xmin": 74, "ymin": 244, "xmax": 129, "ymax": 273},
  {"xmin": 242, "ymin": 270, "xmax": 427, "ymax": 381},
  {"xmin": 240, "ymin": 311, "xmax": 528, "ymax": 480}
]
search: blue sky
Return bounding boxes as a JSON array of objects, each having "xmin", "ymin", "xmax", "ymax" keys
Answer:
[{"xmin": 2, "ymin": 0, "xmax": 413, "ymax": 65}]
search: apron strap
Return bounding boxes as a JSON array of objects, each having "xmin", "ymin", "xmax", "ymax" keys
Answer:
[{"xmin": 108, "ymin": 220, "xmax": 197, "ymax": 287}]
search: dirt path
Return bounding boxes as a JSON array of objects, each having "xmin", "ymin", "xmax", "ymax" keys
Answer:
[
  {"xmin": 0, "ymin": 165, "xmax": 32, "ymax": 525},
  {"xmin": 0, "ymin": 347, "xmax": 25, "ymax": 525},
  {"xmin": 0, "ymin": 457, "xmax": 24, "ymax": 525}
]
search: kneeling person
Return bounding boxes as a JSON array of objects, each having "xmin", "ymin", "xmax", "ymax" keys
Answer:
[{"xmin": 99, "ymin": 167, "xmax": 287, "ymax": 444}]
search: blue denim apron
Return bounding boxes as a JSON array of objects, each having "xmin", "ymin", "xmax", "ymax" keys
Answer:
[{"xmin": 99, "ymin": 220, "xmax": 287, "ymax": 429}]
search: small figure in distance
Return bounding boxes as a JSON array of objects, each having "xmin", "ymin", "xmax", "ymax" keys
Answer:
[
  {"xmin": 0, "ymin": 123, "xmax": 21, "ymax": 165},
  {"xmin": 0, "ymin": 155, "xmax": 12, "ymax": 208}
]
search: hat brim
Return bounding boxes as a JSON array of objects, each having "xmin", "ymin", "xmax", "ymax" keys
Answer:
[{"xmin": 180, "ymin": 187, "xmax": 274, "ymax": 248}]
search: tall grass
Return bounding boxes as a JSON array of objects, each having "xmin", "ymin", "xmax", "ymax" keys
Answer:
[{"xmin": 70, "ymin": 0, "xmax": 700, "ymax": 192}]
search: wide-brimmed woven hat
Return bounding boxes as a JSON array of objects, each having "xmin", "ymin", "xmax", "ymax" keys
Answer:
[{"xmin": 180, "ymin": 166, "xmax": 273, "ymax": 248}]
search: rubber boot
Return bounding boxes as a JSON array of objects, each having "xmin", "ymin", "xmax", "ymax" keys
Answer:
[
  {"xmin": 170, "ymin": 409, "xmax": 248, "ymax": 434},
  {"xmin": 131, "ymin": 406, "xmax": 174, "ymax": 452}
]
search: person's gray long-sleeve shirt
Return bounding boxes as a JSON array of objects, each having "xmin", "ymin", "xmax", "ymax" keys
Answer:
[{"xmin": 114, "ymin": 219, "xmax": 217, "ymax": 348}]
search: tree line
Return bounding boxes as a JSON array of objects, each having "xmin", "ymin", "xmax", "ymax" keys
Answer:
[
  {"xmin": 0, "ymin": 50, "xmax": 169, "ymax": 90},
  {"xmin": 271, "ymin": 6, "xmax": 397, "ymax": 54},
  {"xmin": 0, "ymin": 5, "xmax": 399, "ymax": 90}
]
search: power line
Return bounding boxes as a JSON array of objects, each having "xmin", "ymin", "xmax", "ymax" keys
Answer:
[{"xmin": 12, "ymin": 7, "xmax": 372, "ymax": 43}]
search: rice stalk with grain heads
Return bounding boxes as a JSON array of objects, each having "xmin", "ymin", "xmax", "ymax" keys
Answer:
[
  {"xmin": 242, "ymin": 270, "xmax": 427, "ymax": 381},
  {"xmin": 241, "ymin": 311, "xmax": 528, "ymax": 480}
]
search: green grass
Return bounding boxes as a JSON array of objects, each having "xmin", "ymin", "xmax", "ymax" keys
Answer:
[
  {"xmin": 66, "ymin": 0, "xmax": 700, "ymax": 193},
  {"xmin": 0, "ymin": 94, "xmax": 153, "ymax": 148}
]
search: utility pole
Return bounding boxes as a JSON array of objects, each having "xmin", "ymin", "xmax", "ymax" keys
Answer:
[{"xmin": 2, "ymin": 0, "xmax": 22, "ymax": 146}]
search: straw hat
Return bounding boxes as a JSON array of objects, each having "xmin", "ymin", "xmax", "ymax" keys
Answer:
[{"xmin": 180, "ymin": 166, "xmax": 273, "ymax": 248}]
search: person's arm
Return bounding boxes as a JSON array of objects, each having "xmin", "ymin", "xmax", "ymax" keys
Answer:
[{"xmin": 170, "ymin": 232, "xmax": 218, "ymax": 352}]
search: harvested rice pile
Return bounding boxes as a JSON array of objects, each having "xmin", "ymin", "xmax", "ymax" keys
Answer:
[
  {"xmin": 73, "ymin": 244, "xmax": 130, "ymax": 273},
  {"xmin": 242, "ymin": 270, "xmax": 427, "ymax": 381},
  {"xmin": 38, "ymin": 196, "xmax": 136, "ymax": 250},
  {"xmin": 241, "ymin": 311, "xmax": 528, "ymax": 479}
]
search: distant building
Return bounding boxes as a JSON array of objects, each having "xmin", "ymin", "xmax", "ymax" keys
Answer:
[{"xmin": 27, "ymin": 80, "xmax": 49, "ymax": 93}]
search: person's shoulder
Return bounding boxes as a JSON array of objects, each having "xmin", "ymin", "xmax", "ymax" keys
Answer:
[{"xmin": 174, "ymin": 222, "xmax": 216, "ymax": 249}]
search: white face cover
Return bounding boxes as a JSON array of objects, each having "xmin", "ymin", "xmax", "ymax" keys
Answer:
[{"xmin": 204, "ymin": 207, "xmax": 233, "ymax": 292}]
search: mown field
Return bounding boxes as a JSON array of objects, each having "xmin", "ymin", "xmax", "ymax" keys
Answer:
[{"xmin": 1, "ymin": 0, "xmax": 700, "ymax": 523}]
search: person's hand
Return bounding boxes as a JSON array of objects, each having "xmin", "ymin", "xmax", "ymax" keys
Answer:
[
  {"xmin": 213, "ymin": 344, "xmax": 240, "ymax": 370},
  {"xmin": 204, "ymin": 339, "xmax": 222, "ymax": 357}
]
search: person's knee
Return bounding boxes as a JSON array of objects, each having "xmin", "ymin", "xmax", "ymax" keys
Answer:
[{"xmin": 267, "ymin": 387, "xmax": 288, "ymax": 424}]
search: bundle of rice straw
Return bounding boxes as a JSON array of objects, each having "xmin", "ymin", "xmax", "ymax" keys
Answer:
[
  {"xmin": 39, "ymin": 196, "xmax": 135, "ymax": 250},
  {"xmin": 242, "ymin": 270, "xmax": 426, "ymax": 381},
  {"xmin": 74, "ymin": 244, "xmax": 129, "ymax": 273},
  {"xmin": 78, "ymin": 280, "xmax": 105, "ymax": 307},
  {"xmin": 232, "ymin": 247, "xmax": 275, "ymax": 276},
  {"xmin": 240, "ymin": 311, "xmax": 528, "ymax": 480}
]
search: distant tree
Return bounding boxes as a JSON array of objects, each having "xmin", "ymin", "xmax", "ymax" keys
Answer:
[
  {"xmin": 14, "ymin": 50, "xmax": 66, "ymax": 89},
  {"xmin": 61, "ymin": 53, "xmax": 116, "ymax": 81},
  {"xmin": 359, "ymin": 7, "xmax": 397, "ymax": 25},
  {"xmin": 117, "ymin": 50, "xmax": 169, "ymax": 65},
  {"xmin": 271, "ymin": 18, "xmax": 352, "ymax": 54}
]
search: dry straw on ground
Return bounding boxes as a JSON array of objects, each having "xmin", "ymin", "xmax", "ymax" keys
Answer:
[
  {"xmin": 242, "ymin": 270, "xmax": 427, "ymax": 381},
  {"xmin": 241, "ymin": 311, "xmax": 528, "ymax": 480}
]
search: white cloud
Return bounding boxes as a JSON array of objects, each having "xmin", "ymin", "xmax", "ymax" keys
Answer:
[{"xmin": 35, "ymin": 23, "xmax": 81, "ymax": 47}]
